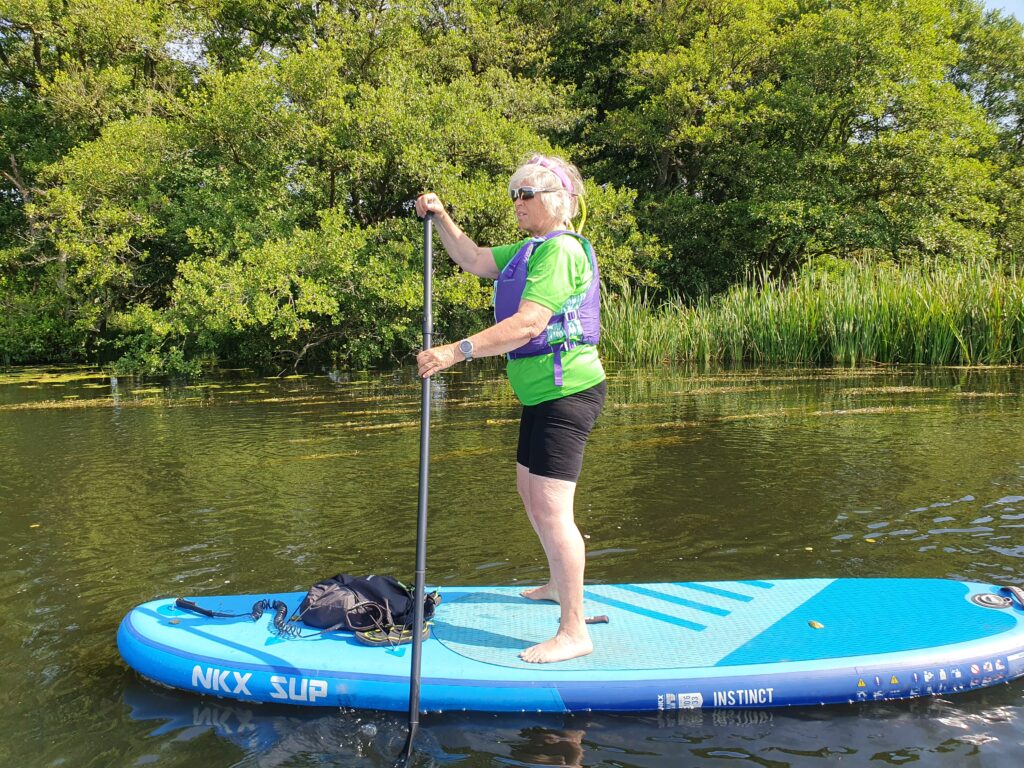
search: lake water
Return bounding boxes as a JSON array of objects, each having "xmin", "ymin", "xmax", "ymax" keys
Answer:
[{"xmin": 1, "ymin": 363, "xmax": 1023, "ymax": 767}]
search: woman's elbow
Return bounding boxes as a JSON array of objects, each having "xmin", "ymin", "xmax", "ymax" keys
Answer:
[{"xmin": 518, "ymin": 309, "xmax": 551, "ymax": 340}]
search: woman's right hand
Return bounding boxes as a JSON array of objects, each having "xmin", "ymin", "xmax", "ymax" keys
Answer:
[
  {"xmin": 415, "ymin": 192, "xmax": 446, "ymax": 220},
  {"xmin": 413, "ymin": 191, "xmax": 498, "ymax": 279}
]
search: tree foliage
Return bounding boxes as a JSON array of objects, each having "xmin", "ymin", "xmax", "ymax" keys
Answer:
[{"xmin": 1, "ymin": 0, "xmax": 1021, "ymax": 371}]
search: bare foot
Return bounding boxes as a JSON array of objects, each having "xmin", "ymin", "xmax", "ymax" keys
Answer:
[
  {"xmin": 519, "ymin": 630, "xmax": 593, "ymax": 663},
  {"xmin": 520, "ymin": 583, "xmax": 560, "ymax": 603}
]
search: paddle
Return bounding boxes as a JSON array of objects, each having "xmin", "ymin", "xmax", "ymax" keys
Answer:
[{"xmin": 401, "ymin": 212, "xmax": 433, "ymax": 764}]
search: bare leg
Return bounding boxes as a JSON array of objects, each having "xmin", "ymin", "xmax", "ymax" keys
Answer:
[
  {"xmin": 517, "ymin": 463, "xmax": 560, "ymax": 602},
  {"xmin": 519, "ymin": 473, "xmax": 592, "ymax": 664}
]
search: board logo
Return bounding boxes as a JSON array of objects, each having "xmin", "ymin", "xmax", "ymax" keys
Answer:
[
  {"xmin": 191, "ymin": 665, "xmax": 329, "ymax": 703},
  {"xmin": 192, "ymin": 665, "xmax": 252, "ymax": 695},
  {"xmin": 269, "ymin": 674, "xmax": 329, "ymax": 703},
  {"xmin": 712, "ymin": 688, "xmax": 775, "ymax": 706}
]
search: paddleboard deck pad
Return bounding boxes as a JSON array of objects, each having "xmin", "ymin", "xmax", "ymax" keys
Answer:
[{"xmin": 118, "ymin": 578, "xmax": 1024, "ymax": 712}]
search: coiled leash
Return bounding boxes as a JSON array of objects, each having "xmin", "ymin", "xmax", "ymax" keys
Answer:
[{"xmin": 175, "ymin": 597, "xmax": 302, "ymax": 638}]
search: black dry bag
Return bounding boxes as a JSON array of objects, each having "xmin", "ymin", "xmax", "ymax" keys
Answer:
[{"xmin": 298, "ymin": 573, "xmax": 439, "ymax": 632}]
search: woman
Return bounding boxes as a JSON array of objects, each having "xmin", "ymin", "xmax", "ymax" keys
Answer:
[{"xmin": 415, "ymin": 154, "xmax": 606, "ymax": 664}]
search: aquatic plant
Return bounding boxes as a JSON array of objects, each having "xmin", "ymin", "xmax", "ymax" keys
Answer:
[{"xmin": 602, "ymin": 260, "xmax": 1024, "ymax": 366}]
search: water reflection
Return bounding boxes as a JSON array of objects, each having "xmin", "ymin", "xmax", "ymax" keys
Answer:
[
  {"xmin": 122, "ymin": 679, "xmax": 1023, "ymax": 768},
  {"xmin": 508, "ymin": 726, "xmax": 586, "ymax": 766},
  {"xmin": 124, "ymin": 682, "xmax": 405, "ymax": 766}
]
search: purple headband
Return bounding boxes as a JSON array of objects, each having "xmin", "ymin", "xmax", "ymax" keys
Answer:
[{"xmin": 529, "ymin": 155, "xmax": 574, "ymax": 195}]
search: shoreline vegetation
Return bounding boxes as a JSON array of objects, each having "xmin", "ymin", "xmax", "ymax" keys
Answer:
[
  {"xmin": 602, "ymin": 259, "xmax": 1024, "ymax": 367},
  {"xmin": 4, "ymin": 255, "xmax": 1023, "ymax": 377},
  {"xmin": 3, "ymin": 257, "xmax": 1024, "ymax": 375}
]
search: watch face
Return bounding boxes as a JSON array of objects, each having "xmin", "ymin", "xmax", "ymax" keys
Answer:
[{"xmin": 460, "ymin": 340, "xmax": 473, "ymax": 356}]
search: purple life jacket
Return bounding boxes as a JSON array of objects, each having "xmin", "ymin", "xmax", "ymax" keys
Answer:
[{"xmin": 494, "ymin": 230, "xmax": 600, "ymax": 386}]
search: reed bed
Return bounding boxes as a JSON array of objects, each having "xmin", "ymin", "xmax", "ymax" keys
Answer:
[{"xmin": 601, "ymin": 261, "xmax": 1024, "ymax": 366}]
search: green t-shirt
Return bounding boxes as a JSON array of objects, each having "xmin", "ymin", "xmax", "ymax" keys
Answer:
[{"xmin": 491, "ymin": 234, "xmax": 605, "ymax": 406}]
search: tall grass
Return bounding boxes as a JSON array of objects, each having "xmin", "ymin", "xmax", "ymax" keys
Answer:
[{"xmin": 601, "ymin": 260, "xmax": 1024, "ymax": 366}]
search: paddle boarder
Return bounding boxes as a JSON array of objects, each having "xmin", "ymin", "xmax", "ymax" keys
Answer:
[{"xmin": 414, "ymin": 154, "xmax": 605, "ymax": 664}]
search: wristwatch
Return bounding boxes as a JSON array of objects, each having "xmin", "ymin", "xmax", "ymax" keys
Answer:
[{"xmin": 458, "ymin": 338, "xmax": 474, "ymax": 362}]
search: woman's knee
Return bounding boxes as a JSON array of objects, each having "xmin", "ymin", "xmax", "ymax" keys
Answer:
[{"xmin": 528, "ymin": 474, "xmax": 576, "ymax": 521}]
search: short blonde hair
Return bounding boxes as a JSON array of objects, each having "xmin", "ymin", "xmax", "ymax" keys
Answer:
[{"xmin": 508, "ymin": 153, "xmax": 584, "ymax": 226}]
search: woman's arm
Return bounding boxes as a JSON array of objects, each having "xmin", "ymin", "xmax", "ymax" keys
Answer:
[
  {"xmin": 415, "ymin": 193, "xmax": 499, "ymax": 279},
  {"xmin": 416, "ymin": 300, "xmax": 553, "ymax": 378}
]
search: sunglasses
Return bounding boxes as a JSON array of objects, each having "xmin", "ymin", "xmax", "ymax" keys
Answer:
[{"xmin": 509, "ymin": 186, "xmax": 561, "ymax": 201}]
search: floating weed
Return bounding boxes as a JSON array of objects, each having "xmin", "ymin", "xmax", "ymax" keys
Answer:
[
  {"xmin": 350, "ymin": 421, "xmax": 419, "ymax": 431},
  {"xmin": 953, "ymin": 391, "xmax": 1016, "ymax": 398},
  {"xmin": 293, "ymin": 451, "xmax": 361, "ymax": 461},
  {"xmin": 840, "ymin": 387, "xmax": 940, "ymax": 395},
  {"xmin": 0, "ymin": 368, "xmax": 105, "ymax": 386},
  {"xmin": 251, "ymin": 395, "xmax": 340, "ymax": 406},
  {"xmin": 340, "ymin": 407, "xmax": 419, "ymax": 417},
  {"xmin": 719, "ymin": 410, "xmax": 792, "ymax": 421},
  {"xmin": 682, "ymin": 386, "xmax": 772, "ymax": 395},
  {"xmin": 485, "ymin": 418, "xmax": 519, "ymax": 425},
  {"xmin": 0, "ymin": 398, "xmax": 161, "ymax": 411},
  {"xmin": 432, "ymin": 446, "xmax": 502, "ymax": 461},
  {"xmin": 810, "ymin": 406, "xmax": 941, "ymax": 416},
  {"xmin": 447, "ymin": 397, "xmax": 516, "ymax": 409},
  {"xmin": 815, "ymin": 368, "xmax": 893, "ymax": 376},
  {"xmin": 322, "ymin": 419, "xmax": 420, "ymax": 429},
  {"xmin": 334, "ymin": 394, "xmax": 417, "ymax": 405},
  {"xmin": 618, "ymin": 435, "xmax": 694, "ymax": 449}
]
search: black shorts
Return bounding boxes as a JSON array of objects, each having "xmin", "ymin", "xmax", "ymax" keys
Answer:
[{"xmin": 516, "ymin": 380, "xmax": 607, "ymax": 482}]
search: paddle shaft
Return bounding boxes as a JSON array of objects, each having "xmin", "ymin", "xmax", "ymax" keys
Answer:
[{"xmin": 403, "ymin": 213, "xmax": 433, "ymax": 759}]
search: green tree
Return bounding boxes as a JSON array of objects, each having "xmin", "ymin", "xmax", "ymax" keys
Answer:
[
  {"xmin": 949, "ymin": 1, "xmax": 1024, "ymax": 261},
  {"xmin": 1, "ymin": 0, "xmax": 660, "ymax": 371},
  {"xmin": 558, "ymin": 0, "xmax": 1009, "ymax": 295}
]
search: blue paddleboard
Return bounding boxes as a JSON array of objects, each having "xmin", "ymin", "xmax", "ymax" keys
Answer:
[{"xmin": 117, "ymin": 578, "xmax": 1024, "ymax": 712}]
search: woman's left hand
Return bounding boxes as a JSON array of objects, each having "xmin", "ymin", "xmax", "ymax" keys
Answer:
[{"xmin": 417, "ymin": 344, "xmax": 459, "ymax": 378}]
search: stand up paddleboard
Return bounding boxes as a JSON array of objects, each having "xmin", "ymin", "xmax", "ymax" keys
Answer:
[{"xmin": 118, "ymin": 578, "xmax": 1024, "ymax": 712}]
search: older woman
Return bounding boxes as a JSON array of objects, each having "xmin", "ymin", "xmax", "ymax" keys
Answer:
[{"xmin": 415, "ymin": 154, "xmax": 605, "ymax": 664}]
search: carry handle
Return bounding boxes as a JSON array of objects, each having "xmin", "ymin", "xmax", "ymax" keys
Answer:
[
  {"xmin": 175, "ymin": 597, "xmax": 216, "ymax": 617},
  {"xmin": 1000, "ymin": 586, "xmax": 1024, "ymax": 609}
]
